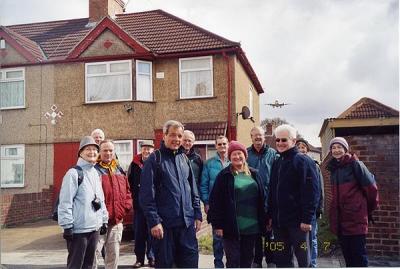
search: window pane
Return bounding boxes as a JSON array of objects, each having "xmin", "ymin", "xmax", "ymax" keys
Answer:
[
  {"xmin": 87, "ymin": 64, "xmax": 107, "ymax": 75},
  {"xmin": 5, "ymin": 148, "xmax": 18, "ymax": 156},
  {"xmin": 87, "ymin": 74, "xmax": 130, "ymax": 102},
  {"xmin": 0, "ymin": 72, "xmax": 3, "ymax": 80},
  {"xmin": 6, "ymin": 70, "xmax": 23, "ymax": 79},
  {"xmin": 137, "ymin": 74, "xmax": 151, "ymax": 101},
  {"xmin": 0, "ymin": 81, "xmax": 24, "ymax": 108},
  {"xmin": 110, "ymin": 62, "xmax": 130, "ymax": 73},
  {"xmin": 181, "ymin": 70, "xmax": 211, "ymax": 98},
  {"xmin": 114, "ymin": 142, "xmax": 132, "ymax": 172},
  {"xmin": 138, "ymin": 62, "xmax": 150, "ymax": 74},
  {"xmin": 181, "ymin": 58, "xmax": 210, "ymax": 70}
]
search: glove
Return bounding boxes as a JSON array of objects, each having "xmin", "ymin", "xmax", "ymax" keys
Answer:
[
  {"xmin": 63, "ymin": 228, "xmax": 73, "ymax": 241},
  {"xmin": 100, "ymin": 223, "xmax": 108, "ymax": 235}
]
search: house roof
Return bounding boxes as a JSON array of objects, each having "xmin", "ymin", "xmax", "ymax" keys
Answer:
[
  {"xmin": 337, "ymin": 97, "xmax": 399, "ymax": 119},
  {"xmin": 184, "ymin": 121, "xmax": 227, "ymax": 141},
  {"xmin": 4, "ymin": 9, "xmax": 263, "ymax": 93},
  {"xmin": 5, "ymin": 9, "xmax": 238, "ymax": 60},
  {"xmin": 0, "ymin": 26, "xmax": 45, "ymax": 62},
  {"xmin": 319, "ymin": 97, "xmax": 399, "ymax": 137}
]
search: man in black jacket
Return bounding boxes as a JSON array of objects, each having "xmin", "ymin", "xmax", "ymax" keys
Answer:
[
  {"xmin": 140, "ymin": 120, "xmax": 202, "ymax": 268},
  {"xmin": 182, "ymin": 130, "xmax": 203, "ymax": 188},
  {"xmin": 267, "ymin": 124, "xmax": 319, "ymax": 268},
  {"xmin": 127, "ymin": 141, "xmax": 155, "ymax": 268}
]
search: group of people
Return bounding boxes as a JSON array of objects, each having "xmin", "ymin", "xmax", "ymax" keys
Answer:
[{"xmin": 57, "ymin": 120, "xmax": 379, "ymax": 269}]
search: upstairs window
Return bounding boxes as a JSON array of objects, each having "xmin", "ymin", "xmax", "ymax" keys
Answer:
[
  {"xmin": 0, "ymin": 68, "xmax": 25, "ymax": 109},
  {"xmin": 85, "ymin": 60, "xmax": 132, "ymax": 103},
  {"xmin": 1, "ymin": 145, "xmax": 25, "ymax": 188},
  {"xmin": 179, "ymin": 56, "xmax": 213, "ymax": 99},
  {"xmin": 136, "ymin": 60, "xmax": 153, "ymax": 101}
]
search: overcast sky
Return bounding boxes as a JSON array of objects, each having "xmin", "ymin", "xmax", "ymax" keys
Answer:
[{"xmin": 1, "ymin": 0, "xmax": 398, "ymax": 146}]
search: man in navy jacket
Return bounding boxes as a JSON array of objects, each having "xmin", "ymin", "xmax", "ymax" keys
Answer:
[
  {"xmin": 140, "ymin": 120, "xmax": 202, "ymax": 268},
  {"xmin": 267, "ymin": 124, "xmax": 319, "ymax": 268}
]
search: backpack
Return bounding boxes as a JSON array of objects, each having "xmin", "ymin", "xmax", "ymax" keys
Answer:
[{"xmin": 52, "ymin": 166, "xmax": 84, "ymax": 221}]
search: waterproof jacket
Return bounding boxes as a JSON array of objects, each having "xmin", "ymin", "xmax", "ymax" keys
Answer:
[
  {"xmin": 127, "ymin": 154, "xmax": 144, "ymax": 210},
  {"xmin": 247, "ymin": 144, "xmax": 277, "ymax": 193},
  {"xmin": 208, "ymin": 165, "xmax": 267, "ymax": 240},
  {"xmin": 139, "ymin": 142, "xmax": 202, "ymax": 229},
  {"xmin": 95, "ymin": 162, "xmax": 132, "ymax": 226},
  {"xmin": 267, "ymin": 147, "xmax": 319, "ymax": 228},
  {"xmin": 186, "ymin": 148, "xmax": 203, "ymax": 188},
  {"xmin": 58, "ymin": 158, "xmax": 108, "ymax": 233},
  {"xmin": 315, "ymin": 162, "xmax": 324, "ymax": 215},
  {"xmin": 200, "ymin": 153, "xmax": 230, "ymax": 205},
  {"xmin": 327, "ymin": 154, "xmax": 379, "ymax": 235}
]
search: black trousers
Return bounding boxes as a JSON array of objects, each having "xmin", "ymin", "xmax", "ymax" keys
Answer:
[
  {"xmin": 66, "ymin": 230, "xmax": 99, "ymax": 269},
  {"xmin": 273, "ymin": 227, "xmax": 310, "ymax": 268},
  {"xmin": 253, "ymin": 231, "xmax": 275, "ymax": 266},
  {"xmin": 223, "ymin": 234, "xmax": 257, "ymax": 268},
  {"xmin": 152, "ymin": 224, "xmax": 199, "ymax": 268},
  {"xmin": 339, "ymin": 234, "xmax": 368, "ymax": 267}
]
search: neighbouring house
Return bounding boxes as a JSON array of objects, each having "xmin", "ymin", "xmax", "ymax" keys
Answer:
[
  {"xmin": 319, "ymin": 97, "xmax": 399, "ymax": 257},
  {"xmin": 0, "ymin": 0, "xmax": 264, "ymax": 225}
]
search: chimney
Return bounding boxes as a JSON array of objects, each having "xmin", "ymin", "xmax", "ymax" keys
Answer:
[{"xmin": 89, "ymin": 0, "xmax": 125, "ymax": 23}]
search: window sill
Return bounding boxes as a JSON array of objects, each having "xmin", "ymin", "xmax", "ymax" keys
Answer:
[
  {"xmin": 83, "ymin": 100, "xmax": 156, "ymax": 105},
  {"xmin": 0, "ymin": 106, "xmax": 26, "ymax": 111},
  {"xmin": 176, "ymin": 96, "xmax": 217, "ymax": 101}
]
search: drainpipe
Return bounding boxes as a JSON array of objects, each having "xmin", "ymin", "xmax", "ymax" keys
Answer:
[{"xmin": 223, "ymin": 52, "xmax": 232, "ymax": 141}]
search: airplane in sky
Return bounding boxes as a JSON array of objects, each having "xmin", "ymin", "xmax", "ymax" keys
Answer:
[{"xmin": 265, "ymin": 100, "xmax": 291, "ymax": 108}]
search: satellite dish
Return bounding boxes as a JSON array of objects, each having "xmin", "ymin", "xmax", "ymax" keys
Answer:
[{"xmin": 239, "ymin": 106, "xmax": 251, "ymax": 120}]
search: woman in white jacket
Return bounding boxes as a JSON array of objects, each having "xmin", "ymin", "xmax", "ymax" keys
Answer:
[{"xmin": 58, "ymin": 136, "xmax": 108, "ymax": 269}]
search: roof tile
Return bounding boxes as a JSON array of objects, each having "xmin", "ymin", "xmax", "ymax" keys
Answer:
[
  {"xmin": 337, "ymin": 97, "xmax": 399, "ymax": 119},
  {"xmin": 184, "ymin": 121, "xmax": 227, "ymax": 141}
]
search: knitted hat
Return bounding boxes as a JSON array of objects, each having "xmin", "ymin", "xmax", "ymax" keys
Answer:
[
  {"xmin": 329, "ymin": 137, "xmax": 349, "ymax": 152},
  {"xmin": 296, "ymin": 138, "xmax": 310, "ymax": 150},
  {"xmin": 78, "ymin": 136, "xmax": 99, "ymax": 157},
  {"xmin": 228, "ymin": 140, "xmax": 248, "ymax": 160}
]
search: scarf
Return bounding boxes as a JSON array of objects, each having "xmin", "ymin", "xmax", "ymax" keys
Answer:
[{"xmin": 98, "ymin": 159, "xmax": 119, "ymax": 175}]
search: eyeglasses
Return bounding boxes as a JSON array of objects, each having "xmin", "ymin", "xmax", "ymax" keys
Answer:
[
  {"xmin": 217, "ymin": 143, "xmax": 227, "ymax": 146},
  {"xmin": 275, "ymin": 138, "xmax": 288, "ymax": 143}
]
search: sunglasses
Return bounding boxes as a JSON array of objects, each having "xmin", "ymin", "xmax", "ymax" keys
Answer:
[
  {"xmin": 217, "ymin": 143, "xmax": 227, "ymax": 146},
  {"xmin": 275, "ymin": 138, "xmax": 288, "ymax": 143}
]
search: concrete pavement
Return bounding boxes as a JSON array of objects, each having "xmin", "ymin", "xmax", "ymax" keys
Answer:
[{"xmin": 0, "ymin": 218, "xmax": 371, "ymax": 268}]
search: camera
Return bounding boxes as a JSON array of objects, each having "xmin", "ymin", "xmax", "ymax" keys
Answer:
[{"xmin": 92, "ymin": 195, "xmax": 101, "ymax": 211}]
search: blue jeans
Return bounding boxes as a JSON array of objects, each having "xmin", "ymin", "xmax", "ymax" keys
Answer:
[
  {"xmin": 309, "ymin": 217, "xmax": 318, "ymax": 267},
  {"xmin": 213, "ymin": 229, "xmax": 225, "ymax": 268},
  {"xmin": 134, "ymin": 209, "xmax": 154, "ymax": 263}
]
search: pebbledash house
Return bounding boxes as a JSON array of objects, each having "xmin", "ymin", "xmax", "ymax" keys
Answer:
[{"xmin": 0, "ymin": 0, "xmax": 264, "ymax": 225}]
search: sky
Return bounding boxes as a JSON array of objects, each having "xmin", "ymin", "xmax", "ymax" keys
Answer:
[{"xmin": 1, "ymin": 0, "xmax": 398, "ymax": 146}]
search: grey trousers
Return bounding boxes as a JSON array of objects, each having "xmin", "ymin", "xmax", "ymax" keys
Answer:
[{"xmin": 66, "ymin": 230, "xmax": 99, "ymax": 269}]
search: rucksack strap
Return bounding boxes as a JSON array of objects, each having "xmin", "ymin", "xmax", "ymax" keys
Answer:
[
  {"xmin": 73, "ymin": 165, "xmax": 84, "ymax": 186},
  {"xmin": 116, "ymin": 165, "xmax": 126, "ymax": 176}
]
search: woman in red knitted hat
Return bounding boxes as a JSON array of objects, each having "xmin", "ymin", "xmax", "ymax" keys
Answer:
[{"xmin": 208, "ymin": 140, "xmax": 267, "ymax": 268}]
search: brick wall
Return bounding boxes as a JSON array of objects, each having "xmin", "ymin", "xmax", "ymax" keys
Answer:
[
  {"xmin": 0, "ymin": 186, "xmax": 53, "ymax": 226},
  {"xmin": 321, "ymin": 134, "xmax": 399, "ymax": 257}
]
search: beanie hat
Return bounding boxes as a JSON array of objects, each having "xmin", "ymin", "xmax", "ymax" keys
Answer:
[
  {"xmin": 228, "ymin": 140, "xmax": 248, "ymax": 160},
  {"xmin": 296, "ymin": 138, "xmax": 310, "ymax": 150},
  {"xmin": 329, "ymin": 137, "xmax": 349, "ymax": 152},
  {"xmin": 78, "ymin": 136, "xmax": 99, "ymax": 157}
]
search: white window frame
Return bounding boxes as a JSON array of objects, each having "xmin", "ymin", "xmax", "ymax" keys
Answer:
[
  {"xmin": 179, "ymin": 56, "xmax": 213, "ymax": 99},
  {"xmin": 0, "ymin": 67, "xmax": 25, "ymax": 109},
  {"xmin": 85, "ymin": 60, "xmax": 132, "ymax": 103},
  {"xmin": 113, "ymin": 140, "xmax": 133, "ymax": 172},
  {"xmin": 136, "ymin": 60, "xmax": 153, "ymax": 101},
  {"xmin": 136, "ymin": 139, "xmax": 154, "ymax": 154},
  {"xmin": 249, "ymin": 87, "xmax": 254, "ymax": 117},
  {"xmin": 0, "ymin": 39, "xmax": 5, "ymax": 49},
  {"xmin": 1, "ymin": 144, "xmax": 25, "ymax": 188}
]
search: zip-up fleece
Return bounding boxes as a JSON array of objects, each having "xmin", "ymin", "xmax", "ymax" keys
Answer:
[
  {"xmin": 208, "ymin": 165, "xmax": 267, "ymax": 239},
  {"xmin": 139, "ymin": 142, "xmax": 202, "ymax": 229},
  {"xmin": 58, "ymin": 158, "xmax": 108, "ymax": 233},
  {"xmin": 267, "ymin": 147, "xmax": 319, "ymax": 228}
]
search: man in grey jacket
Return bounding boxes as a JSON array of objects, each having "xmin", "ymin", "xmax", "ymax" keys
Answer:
[{"xmin": 58, "ymin": 136, "xmax": 108, "ymax": 269}]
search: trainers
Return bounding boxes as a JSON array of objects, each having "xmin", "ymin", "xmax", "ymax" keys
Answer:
[
  {"xmin": 133, "ymin": 261, "xmax": 143, "ymax": 268},
  {"xmin": 148, "ymin": 259, "xmax": 155, "ymax": 267}
]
